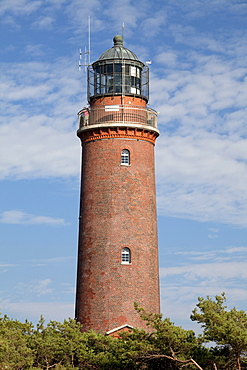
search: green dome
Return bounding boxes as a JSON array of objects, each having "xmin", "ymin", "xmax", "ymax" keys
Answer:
[{"xmin": 97, "ymin": 35, "xmax": 140, "ymax": 62}]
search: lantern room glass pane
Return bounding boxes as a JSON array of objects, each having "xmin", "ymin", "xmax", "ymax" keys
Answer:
[
  {"xmin": 89, "ymin": 62, "xmax": 148, "ymax": 99},
  {"xmin": 114, "ymin": 63, "xmax": 122, "ymax": 72},
  {"xmin": 106, "ymin": 64, "xmax": 113, "ymax": 74}
]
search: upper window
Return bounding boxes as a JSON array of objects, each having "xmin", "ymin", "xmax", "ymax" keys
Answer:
[
  {"xmin": 121, "ymin": 149, "xmax": 130, "ymax": 166},
  {"xmin": 121, "ymin": 247, "xmax": 131, "ymax": 264}
]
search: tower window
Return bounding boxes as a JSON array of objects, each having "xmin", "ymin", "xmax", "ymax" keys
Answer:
[
  {"xmin": 121, "ymin": 149, "xmax": 130, "ymax": 165},
  {"xmin": 121, "ymin": 248, "xmax": 131, "ymax": 264}
]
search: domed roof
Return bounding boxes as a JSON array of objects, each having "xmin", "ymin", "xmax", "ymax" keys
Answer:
[{"xmin": 97, "ymin": 35, "xmax": 140, "ymax": 62}]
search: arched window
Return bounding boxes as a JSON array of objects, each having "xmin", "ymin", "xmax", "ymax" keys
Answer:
[
  {"xmin": 121, "ymin": 149, "xmax": 130, "ymax": 165},
  {"xmin": 121, "ymin": 247, "xmax": 131, "ymax": 264}
]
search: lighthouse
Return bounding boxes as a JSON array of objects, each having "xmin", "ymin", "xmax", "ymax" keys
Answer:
[{"xmin": 75, "ymin": 35, "xmax": 160, "ymax": 334}]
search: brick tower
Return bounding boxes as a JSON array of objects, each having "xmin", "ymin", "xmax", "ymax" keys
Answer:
[{"xmin": 75, "ymin": 35, "xmax": 160, "ymax": 334}]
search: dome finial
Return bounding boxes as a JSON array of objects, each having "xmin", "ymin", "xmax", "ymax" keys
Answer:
[{"xmin": 113, "ymin": 35, "xmax": 123, "ymax": 47}]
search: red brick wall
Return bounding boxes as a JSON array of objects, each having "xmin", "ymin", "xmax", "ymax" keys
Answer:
[
  {"xmin": 75, "ymin": 136, "xmax": 160, "ymax": 333},
  {"xmin": 90, "ymin": 95, "xmax": 146, "ymax": 107}
]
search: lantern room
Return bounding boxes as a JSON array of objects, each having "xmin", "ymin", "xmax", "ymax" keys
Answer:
[{"xmin": 87, "ymin": 35, "xmax": 149, "ymax": 102}]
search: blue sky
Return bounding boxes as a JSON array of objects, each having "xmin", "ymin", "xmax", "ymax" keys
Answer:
[{"xmin": 0, "ymin": 0, "xmax": 247, "ymax": 332}]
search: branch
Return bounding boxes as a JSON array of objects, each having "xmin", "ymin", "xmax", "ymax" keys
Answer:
[
  {"xmin": 190, "ymin": 358, "xmax": 204, "ymax": 370},
  {"xmin": 140, "ymin": 354, "xmax": 204, "ymax": 369},
  {"xmin": 44, "ymin": 360, "xmax": 62, "ymax": 370}
]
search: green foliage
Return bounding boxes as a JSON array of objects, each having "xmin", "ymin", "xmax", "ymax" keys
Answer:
[
  {"xmin": 0, "ymin": 294, "xmax": 246, "ymax": 369},
  {"xmin": 0, "ymin": 314, "xmax": 34, "ymax": 369},
  {"xmin": 191, "ymin": 293, "xmax": 247, "ymax": 370},
  {"xmin": 133, "ymin": 304, "xmax": 205, "ymax": 369},
  {"xmin": 29, "ymin": 316, "xmax": 83, "ymax": 369}
]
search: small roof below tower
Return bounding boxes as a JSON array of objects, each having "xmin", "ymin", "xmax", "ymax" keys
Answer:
[{"xmin": 97, "ymin": 35, "xmax": 140, "ymax": 62}]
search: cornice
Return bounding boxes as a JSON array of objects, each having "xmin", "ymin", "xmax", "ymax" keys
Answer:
[{"xmin": 77, "ymin": 125, "xmax": 159, "ymax": 144}]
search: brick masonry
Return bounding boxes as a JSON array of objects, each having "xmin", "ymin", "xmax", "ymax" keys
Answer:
[
  {"xmin": 75, "ymin": 130, "xmax": 160, "ymax": 333},
  {"xmin": 90, "ymin": 95, "xmax": 147, "ymax": 107}
]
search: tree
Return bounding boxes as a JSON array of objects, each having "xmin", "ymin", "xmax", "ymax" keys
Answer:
[
  {"xmin": 0, "ymin": 314, "xmax": 34, "ymax": 370},
  {"xmin": 29, "ymin": 316, "xmax": 87, "ymax": 369},
  {"xmin": 131, "ymin": 303, "xmax": 207, "ymax": 369},
  {"xmin": 191, "ymin": 293, "xmax": 247, "ymax": 370},
  {"xmin": 1, "ymin": 294, "xmax": 247, "ymax": 369},
  {"xmin": 29, "ymin": 317, "xmax": 141, "ymax": 369}
]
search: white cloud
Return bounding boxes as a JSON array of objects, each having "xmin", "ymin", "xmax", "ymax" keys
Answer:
[
  {"xmin": 173, "ymin": 246, "xmax": 247, "ymax": 263},
  {"xmin": 24, "ymin": 44, "xmax": 46, "ymax": 57},
  {"xmin": 65, "ymin": 0, "xmax": 104, "ymax": 34},
  {"xmin": 0, "ymin": 118, "xmax": 80, "ymax": 179},
  {"xmin": 155, "ymin": 132, "xmax": 247, "ymax": 227},
  {"xmin": 208, "ymin": 234, "xmax": 218, "ymax": 239},
  {"xmin": 0, "ymin": 0, "xmax": 42, "ymax": 16},
  {"xmin": 225, "ymin": 246, "xmax": 247, "ymax": 254},
  {"xmin": 0, "ymin": 263, "xmax": 16, "ymax": 267},
  {"xmin": 31, "ymin": 257, "xmax": 75, "ymax": 265},
  {"xmin": 159, "ymin": 244, "xmax": 247, "ymax": 327},
  {"xmin": 0, "ymin": 210, "xmax": 68, "ymax": 226},
  {"xmin": 150, "ymin": 32, "xmax": 247, "ymax": 228},
  {"xmin": 152, "ymin": 54, "xmax": 247, "ymax": 127},
  {"xmin": 166, "ymin": 0, "xmax": 247, "ymax": 19},
  {"xmin": 160, "ymin": 261, "xmax": 247, "ymax": 280},
  {"xmin": 104, "ymin": 0, "xmax": 143, "ymax": 31},
  {"xmin": 159, "ymin": 244, "xmax": 247, "ymax": 328},
  {"xmin": 0, "ymin": 0, "xmax": 246, "ymax": 231},
  {"xmin": 160, "ymin": 284, "xmax": 247, "ymax": 331},
  {"xmin": 31, "ymin": 16, "xmax": 55, "ymax": 30},
  {"xmin": 139, "ymin": 9, "xmax": 167, "ymax": 38},
  {"xmin": 0, "ymin": 299, "xmax": 74, "ymax": 323},
  {"xmin": 156, "ymin": 51, "xmax": 178, "ymax": 68},
  {"xmin": 16, "ymin": 279, "xmax": 53, "ymax": 296},
  {"xmin": 169, "ymin": 24, "xmax": 226, "ymax": 54},
  {"xmin": 0, "ymin": 59, "xmax": 82, "ymax": 180}
]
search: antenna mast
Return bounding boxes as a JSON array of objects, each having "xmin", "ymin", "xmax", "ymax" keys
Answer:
[
  {"xmin": 79, "ymin": 16, "xmax": 91, "ymax": 71},
  {"xmin": 88, "ymin": 16, "xmax": 91, "ymax": 65},
  {"xmin": 122, "ymin": 22, "xmax": 124, "ymax": 43}
]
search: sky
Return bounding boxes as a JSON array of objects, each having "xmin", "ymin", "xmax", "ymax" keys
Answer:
[{"xmin": 0, "ymin": 0, "xmax": 247, "ymax": 332}]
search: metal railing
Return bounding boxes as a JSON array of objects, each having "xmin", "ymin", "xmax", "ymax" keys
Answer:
[{"xmin": 78, "ymin": 105, "xmax": 158, "ymax": 129}]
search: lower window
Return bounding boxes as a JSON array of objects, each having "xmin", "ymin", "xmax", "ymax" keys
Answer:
[{"xmin": 121, "ymin": 247, "xmax": 131, "ymax": 264}]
